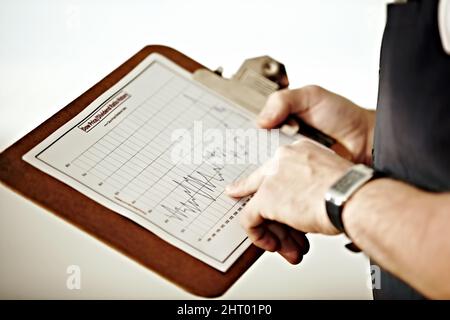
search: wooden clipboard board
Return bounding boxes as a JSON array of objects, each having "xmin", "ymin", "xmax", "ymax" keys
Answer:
[{"xmin": 0, "ymin": 45, "xmax": 264, "ymax": 298}]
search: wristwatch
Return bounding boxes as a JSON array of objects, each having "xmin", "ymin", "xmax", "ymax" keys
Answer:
[{"xmin": 325, "ymin": 164, "xmax": 381, "ymax": 234}]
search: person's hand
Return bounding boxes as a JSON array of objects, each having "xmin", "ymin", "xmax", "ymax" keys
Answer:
[
  {"xmin": 258, "ymin": 85, "xmax": 375, "ymax": 165},
  {"xmin": 225, "ymin": 139, "xmax": 352, "ymax": 264}
]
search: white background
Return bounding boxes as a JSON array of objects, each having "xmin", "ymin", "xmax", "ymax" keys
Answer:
[{"xmin": 0, "ymin": 0, "xmax": 390, "ymax": 299}]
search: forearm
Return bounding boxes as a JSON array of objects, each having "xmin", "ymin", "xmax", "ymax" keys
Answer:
[{"xmin": 343, "ymin": 178, "xmax": 450, "ymax": 299}]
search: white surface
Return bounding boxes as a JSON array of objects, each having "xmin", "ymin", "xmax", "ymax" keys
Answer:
[{"xmin": 0, "ymin": 0, "xmax": 388, "ymax": 299}]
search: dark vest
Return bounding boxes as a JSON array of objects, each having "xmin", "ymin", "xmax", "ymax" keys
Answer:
[{"xmin": 373, "ymin": 0, "xmax": 450, "ymax": 299}]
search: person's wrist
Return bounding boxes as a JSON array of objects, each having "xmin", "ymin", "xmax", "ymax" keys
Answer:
[
  {"xmin": 319, "ymin": 159, "xmax": 353, "ymax": 235},
  {"xmin": 341, "ymin": 177, "xmax": 389, "ymax": 242},
  {"xmin": 324, "ymin": 162, "xmax": 385, "ymax": 237}
]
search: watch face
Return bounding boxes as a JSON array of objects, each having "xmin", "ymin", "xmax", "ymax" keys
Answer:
[{"xmin": 332, "ymin": 170, "xmax": 366, "ymax": 193}]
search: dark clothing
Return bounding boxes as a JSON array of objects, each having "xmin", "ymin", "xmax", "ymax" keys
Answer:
[{"xmin": 373, "ymin": 0, "xmax": 450, "ymax": 299}]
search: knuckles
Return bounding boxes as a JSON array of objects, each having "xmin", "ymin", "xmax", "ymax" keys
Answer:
[
  {"xmin": 302, "ymin": 84, "xmax": 324, "ymax": 98},
  {"xmin": 266, "ymin": 85, "xmax": 324, "ymax": 110},
  {"xmin": 270, "ymin": 140, "xmax": 319, "ymax": 184},
  {"xmin": 266, "ymin": 89, "xmax": 290, "ymax": 108},
  {"xmin": 275, "ymin": 139, "xmax": 317, "ymax": 163},
  {"xmin": 275, "ymin": 144, "xmax": 296, "ymax": 159}
]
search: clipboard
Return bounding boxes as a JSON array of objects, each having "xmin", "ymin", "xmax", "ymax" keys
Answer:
[
  {"xmin": 0, "ymin": 45, "xmax": 271, "ymax": 298},
  {"xmin": 0, "ymin": 45, "xmax": 350, "ymax": 297}
]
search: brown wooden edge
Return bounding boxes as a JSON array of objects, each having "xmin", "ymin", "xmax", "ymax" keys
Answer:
[{"xmin": 0, "ymin": 45, "xmax": 263, "ymax": 298}]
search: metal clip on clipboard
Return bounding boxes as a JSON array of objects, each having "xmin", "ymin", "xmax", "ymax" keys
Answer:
[{"xmin": 193, "ymin": 56, "xmax": 352, "ymax": 160}]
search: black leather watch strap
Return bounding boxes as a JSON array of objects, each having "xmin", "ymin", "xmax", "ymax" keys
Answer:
[
  {"xmin": 325, "ymin": 200, "xmax": 345, "ymax": 233},
  {"xmin": 326, "ymin": 201, "xmax": 361, "ymax": 252}
]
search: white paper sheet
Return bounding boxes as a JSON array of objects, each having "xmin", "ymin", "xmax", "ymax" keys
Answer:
[{"xmin": 23, "ymin": 53, "xmax": 290, "ymax": 272}]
